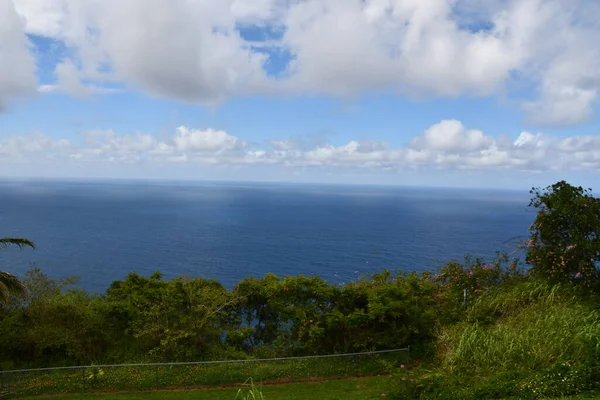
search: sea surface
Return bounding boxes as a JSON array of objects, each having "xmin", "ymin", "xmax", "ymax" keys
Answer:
[{"xmin": 0, "ymin": 180, "xmax": 535, "ymax": 293}]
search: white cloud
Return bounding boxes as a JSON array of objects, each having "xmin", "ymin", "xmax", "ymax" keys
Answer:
[
  {"xmin": 11, "ymin": 0, "xmax": 68, "ymax": 37},
  {"xmin": 5, "ymin": 0, "xmax": 600, "ymax": 123},
  {"xmin": 0, "ymin": 133, "xmax": 70, "ymax": 160},
  {"xmin": 301, "ymin": 140, "xmax": 394, "ymax": 167},
  {"xmin": 5, "ymin": 120, "xmax": 600, "ymax": 175},
  {"xmin": 555, "ymin": 135, "xmax": 600, "ymax": 153},
  {"xmin": 0, "ymin": 0, "xmax": 37, "ymax": 110},
  {"xmin": 173, "ymin": 127, "xmax": 245, "ymax": 153},
  {"xmin": 513, "ymin": 132, "xmax": 544, "ymax": 148},
  {"xmin": 277, "ymin": 0, "xmax": 600, "ymax": 126},
  {"xmin": 53, "ymin": 59, "xmax": 92, "ymax": 98},
  {"xmin": 230, "ymin": 0, "xmax": 285, "ymax": 22},
  {"xmin": 281, "ymin": 0, "xmax": 522, "ymax": 98},
  {"xmin": 522, "ymin": 49, "xmax": 600, "ymax": 126},
  {"xmin": 12, "ymin": 0, "xmax": 275, "ymax": 104},
  {"xmin": 410, "ymin": 120, "xmax": 494, "ymax": 153}
]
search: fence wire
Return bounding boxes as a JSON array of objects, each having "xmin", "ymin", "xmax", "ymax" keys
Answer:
[{"xmin": 0, "ymin": 348, "xmax": 409, "ymax": 397}]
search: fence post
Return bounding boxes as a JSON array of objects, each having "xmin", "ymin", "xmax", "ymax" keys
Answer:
[
  {"xmin": 155, "ymin": 365, "xmax": 159, "ymax": 388},
  {"xmin": 290, "ymin": 360, "xmax": 295, "ymax": 382},
  {"xmin": 81, "ymin": 367, "xmax": 85, "ymax": 392},
  {"xmin": 6, "ymin": 373, "xmax": 10, "ymax": 396},
  {"xmin": 354, "ymin": 354, "xmax": 359, "ymax": 376}
]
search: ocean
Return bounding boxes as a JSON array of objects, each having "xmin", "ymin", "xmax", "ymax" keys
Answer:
[{"xmin": 0, "ymin": 180, "xmax": 535, "ymax": 292}]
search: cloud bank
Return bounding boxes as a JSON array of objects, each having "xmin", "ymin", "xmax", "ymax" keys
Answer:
[
  {"xmin": 1, "ymin": 121, "xmax": 598, "ymax": 175},
  {"xmin": 2, "ymin": 0, "xmax": 599, "ymax": 125}
]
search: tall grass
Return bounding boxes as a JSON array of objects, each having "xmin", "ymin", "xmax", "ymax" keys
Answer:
[
  {"xmin": 235, "ymin": 379, "xmax": 265, "ymax": 400},
  {"xmin": 440, "ymin": 303, "xmax": 600, "ymax": 373},
  {"xmin": 395, "ymin": 280, "xmax": 600, "ymax": 399},
  {"xmin": 439, "ymin": 280, "xmax": 600, "ymax": 372}
]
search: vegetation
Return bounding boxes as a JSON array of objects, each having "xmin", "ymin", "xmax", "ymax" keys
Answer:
[
  {"xmin": 1, "ymin": 351, "xmax": 401, "ymax": 397},
  {"xmin": 526, "ymin": 181, "xmax": 600, "ymax": 286},
  {"xmin": 21, "ymin": 375, "xmax": 390, "ymax": 400},
  {"xmin": 387, "ymin": 181, "xmax": 600, "ymax": 399},
  {"xmin": 235, "ymin": 379, "xmax": 265, "ymax": 400},
  {"xmin": 0, "ymin": 267, "xmax": 436, "ymax": 369},
  {"xmin": 389, "ymin": 279, "xmax": 600, "ymax": 399},
  {"xmin": 2, "ymin": 180, "xmax": 600, "ymax": 399},
  {"xmin": 0, "ymin": 237, "xmax": 34, "ymax": 304}
]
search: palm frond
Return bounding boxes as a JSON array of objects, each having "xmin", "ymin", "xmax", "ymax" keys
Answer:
[
  {"xmin": 0, "ymin": 271, "xmax": 27, "ymax": 303},
  {"xmin": 0, "ymin": 238, "xmax": 35, "ymax": 250}
]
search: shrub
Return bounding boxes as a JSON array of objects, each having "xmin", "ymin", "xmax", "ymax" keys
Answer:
[{"xmin": 434, "ymin": 252, "xmax": 523, "ymax": 308}]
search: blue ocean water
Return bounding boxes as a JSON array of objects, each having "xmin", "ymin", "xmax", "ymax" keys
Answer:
[{"xmin": 0, "ymin": 180, "xmax": 535, "ymax": 292}]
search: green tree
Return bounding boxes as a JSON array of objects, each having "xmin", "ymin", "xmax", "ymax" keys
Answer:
[
  {"xmin": 106, "ymin": 272, "xmax": 235, "ymax": 361},
  {"xmin": 0, "ymin": 238, "xmax": 35, "ymax": 303},
  {"xmin": 527, "ymin": 181, "xmax": 600, "ymax": 284}
]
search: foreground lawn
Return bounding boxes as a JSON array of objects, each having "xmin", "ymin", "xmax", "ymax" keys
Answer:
[
  {"xmin": 20, "ymin": 376, "xmax": 600, "ymax": 400},
  {"xmin": 23, "ymin": 376, "xmax": 390, "ymax": 400}
]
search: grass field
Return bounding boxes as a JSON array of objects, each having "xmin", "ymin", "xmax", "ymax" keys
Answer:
[
  {"xmin": 1, "ymin": 352, "xmax": 407, "ymax": 398},
  {"xmin": 22, "ymin": 376, "xmax": 390, "ymax": 400},
  {"xmin": 19, "ymin": 375, "xmax": 600, "ymax": 399}
]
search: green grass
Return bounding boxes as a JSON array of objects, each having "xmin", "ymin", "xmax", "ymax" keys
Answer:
[
  {"xmin": 2, "ymin": 352, "xmax": 406, "ymax": 398},
  {"xmin": 22, "ymin": 376, "xmax": 390, "ymax": 400}
]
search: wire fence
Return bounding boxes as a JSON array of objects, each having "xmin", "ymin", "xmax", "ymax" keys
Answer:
[{"xmin": 0, "ymin": 348, "xmax": 409, "ymax": 398}]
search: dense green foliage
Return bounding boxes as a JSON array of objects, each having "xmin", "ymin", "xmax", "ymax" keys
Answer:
[
  {"xmin": 526, "ymin": 181, "xmax": 600, "ymax": 285},
  {"xmin": 0, "ymin": 266, "xmax": 456, "ymax": 369}
]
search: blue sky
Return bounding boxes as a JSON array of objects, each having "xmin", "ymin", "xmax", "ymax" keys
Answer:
[{"xmin": 1, "ymin": 0, "xmax": 600, "ymax": 190}]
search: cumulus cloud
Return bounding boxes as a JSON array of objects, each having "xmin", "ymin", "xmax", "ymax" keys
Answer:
[
  {"xmin": 3, "ymin": 120, "xmax": 600, "ymax": 174},
  {"xmin": 513, "ymin": 132, "xmax": 544, "ymax": 149},
  {"xmin": 174, "ymin": 127, "xmax": 245, "ymax": 153},
  {"xmin": 0, "ymin": 0, "xmax": 37, "ymax": 109},
  {"xmin": 13, "ymin": 0, "xmax": 274, "ymax": 104},
  {"xmin": 59, "ymin": 127, "xmax": 251, "ymax": 165},
  {"xmin": 6, "ymin": 0, "xmax": 600, "ymax": 124},
  {"xmin": 301, "ymin": 140, "xmax": 394, "ymax": 167},
  {"xmin": 522, "ymin": 49, "xmax": 600, "ymax": 126},
  {"xmin": 281, "ymin": 0, "xmax": 521, "ymax": 98},
  {"xmin": 410, "ymin": 120, "xmax": 493, "ymax": 153}
]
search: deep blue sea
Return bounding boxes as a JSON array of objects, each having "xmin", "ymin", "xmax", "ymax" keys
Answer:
[{"xmin": 0, "ymin": 180, "xmax": 535, "ymax": 293}]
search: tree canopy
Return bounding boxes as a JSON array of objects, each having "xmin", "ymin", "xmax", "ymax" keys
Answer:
[{"xmin": 526, "ymin": 181, "xmax": 600, "ymax": 285}]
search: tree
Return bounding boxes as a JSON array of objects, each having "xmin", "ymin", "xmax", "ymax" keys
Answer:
[
  {"xmin": 0, "ymin": 238, "xmax": 35, "ymax": 303},
  {"xmin": 526, "ymin": 181, "xmax": 600, "ymax": 284}
]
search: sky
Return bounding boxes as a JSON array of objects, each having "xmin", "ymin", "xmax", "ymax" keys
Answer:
[{"xmin": 1, "ymin": 0, "xmax": 600, "ymax": 190}]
